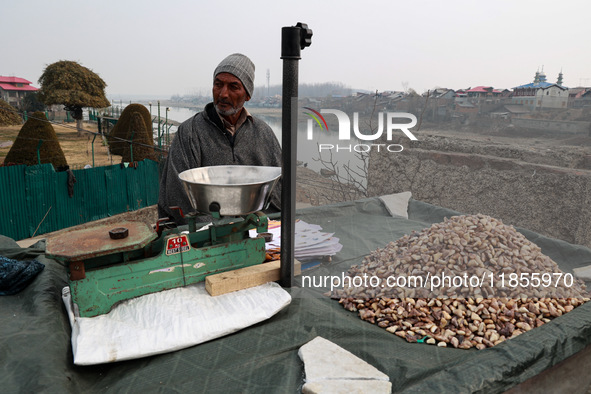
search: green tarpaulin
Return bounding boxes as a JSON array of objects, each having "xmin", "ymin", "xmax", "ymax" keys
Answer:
[{"xmin": 1, "ymin": 198, "xmax": 590, "ymax": 392}]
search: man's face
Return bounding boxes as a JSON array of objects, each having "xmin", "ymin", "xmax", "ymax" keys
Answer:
[{"xmin": 213, "ymin": 73, "xmax": 250, "ymax": 117}]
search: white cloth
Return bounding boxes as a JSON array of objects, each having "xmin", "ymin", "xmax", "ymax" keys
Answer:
[{"xmin": 62, "ymin": 282, "xmax": 291, "ymax": 365}]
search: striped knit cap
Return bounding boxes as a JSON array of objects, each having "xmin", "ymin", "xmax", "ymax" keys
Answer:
[{"xmin": 213, "ymin": 53, "xmax": 255, "ymax": 97}]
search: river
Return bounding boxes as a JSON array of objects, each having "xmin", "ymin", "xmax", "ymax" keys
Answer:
[{"xmin": 117, "ymin": 104, "xmax": 366, "ymax": 183}]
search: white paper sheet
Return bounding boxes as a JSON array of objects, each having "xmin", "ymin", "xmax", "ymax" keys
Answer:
[{"xmin": 251, "ymin": 220, "xmax": 344, "ymax": 261}]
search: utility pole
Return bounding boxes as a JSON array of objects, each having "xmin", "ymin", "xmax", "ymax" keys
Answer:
[{"xmin": 280, "ymin": 22, "xmax": 313, "ymax": 288}]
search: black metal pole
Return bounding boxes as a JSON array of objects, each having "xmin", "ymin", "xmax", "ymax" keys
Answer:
[{"xmin": 280, "ymin": 23, "xmax": 312, "ymax": 287}]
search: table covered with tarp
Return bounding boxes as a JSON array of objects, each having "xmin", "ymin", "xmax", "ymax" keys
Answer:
[{"xmin": 1, "ymin": 197, "xmax": 591, "ymax": 393}]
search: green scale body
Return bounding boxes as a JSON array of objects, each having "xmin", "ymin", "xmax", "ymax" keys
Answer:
[{"xmin": 46, "ymin": 212, "xmax": 269, "ymax": 317}]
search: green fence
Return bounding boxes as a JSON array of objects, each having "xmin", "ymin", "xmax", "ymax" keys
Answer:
[{"xmin": 0, "ymin": 160, "xmax": 160, "ymax": 241}]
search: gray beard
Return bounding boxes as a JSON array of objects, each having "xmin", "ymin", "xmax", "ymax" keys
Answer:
[{"xmin": 215, "ymin": 103, "xmax": 243, "ymax": 116}]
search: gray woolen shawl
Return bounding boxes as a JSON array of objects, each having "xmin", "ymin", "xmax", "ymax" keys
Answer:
[{"xmin": 158, "ymin": 103, "xmax": 282, "ymax": 224}]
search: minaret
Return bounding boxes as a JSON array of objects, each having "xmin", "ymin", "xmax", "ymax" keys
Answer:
[
  {"xmin": 557, "ymin": 69, "xmax": 563, "ymax": 86},
  {"xmin": 533, "ymin": 69, "xmax": 540, "ymax": 83},
  {"xmin": 538, "ymin": 65, "xmax": 547, "ymax": 83}
]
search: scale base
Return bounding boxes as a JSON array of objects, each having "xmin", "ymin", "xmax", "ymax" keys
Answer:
[{"xmin": 70, "ymin": 236, "xmax": 266, "ymax": 317}]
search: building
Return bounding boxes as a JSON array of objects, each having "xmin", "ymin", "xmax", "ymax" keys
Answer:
[
  {"xmin": 453, "ymin": 86, "xmax": 505, "ymax": 115},
  {"xmin": 512, "ymin": 69, "xmax": 568, "ymax": 110},
  {"xmin": 454, "ymin": 86, "xmax": 504, "ymax": 106},
  {"xmin": 464, "ymin": 86, "xmax": 504, "ymax": 105},
  {"xmin": 577, "ymin": 90, "xmax": 591, "ymax": 108},
  {"xmin": 568, "ymin": 87, "xmax": 591, "ymax": 108},
  {"xmin": 0, "ymin": 76, "xmax": 39, "ymax": 107},
  {"xmin": 430, "ymin": 88, "xmax": 455, "ymax": 100}
]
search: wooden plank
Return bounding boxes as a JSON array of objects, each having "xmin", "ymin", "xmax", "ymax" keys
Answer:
[{"xmin": 205, "ymin": 259, "xmax": 301, "ymax": 297}]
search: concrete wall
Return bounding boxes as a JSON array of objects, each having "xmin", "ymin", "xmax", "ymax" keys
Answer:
[
  {"xmin": 512, "ymin": 118, "xmax": 591, "ymax": 133},
  {"xmin": 367, "ymin": 137, "xmax": 591, "ymax": 249}
]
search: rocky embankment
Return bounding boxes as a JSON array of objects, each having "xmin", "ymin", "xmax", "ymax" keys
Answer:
[{"xmin": 368, "ymin": 130, "xmax": 591, "ymax": 248}]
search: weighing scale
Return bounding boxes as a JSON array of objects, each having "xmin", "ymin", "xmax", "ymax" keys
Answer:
[{"xmin": 46, "ymin": 165, "xmax": 281, "ymax": 317}]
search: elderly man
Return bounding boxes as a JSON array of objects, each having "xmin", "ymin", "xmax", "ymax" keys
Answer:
[{"xmin": 158, "ymin": 53, "xmax": 282, "ymax": 224}]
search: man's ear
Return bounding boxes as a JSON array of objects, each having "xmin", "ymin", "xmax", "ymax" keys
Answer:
[{"xmin": 246, "ymin": 94, "xmax": 251, "ymax": 102}]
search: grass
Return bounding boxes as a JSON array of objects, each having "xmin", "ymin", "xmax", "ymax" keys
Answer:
[{"xmin": 0, "ymin": 121, "xmax": 122, "ymax": 168}]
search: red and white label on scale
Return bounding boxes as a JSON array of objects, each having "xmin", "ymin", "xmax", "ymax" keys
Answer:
[{"xmin": 165, "ymin": 235, "xmax": 191, "ymax": 256}]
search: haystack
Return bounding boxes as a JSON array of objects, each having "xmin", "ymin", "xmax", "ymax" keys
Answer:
[
  {"xmin": 3, "ymin": 111, "xmax": 68, "ymax": 168},
  {"xmin": 107, "ymin": 104, "xmax": 153, "ymax": 157},
  {"xmin": 120, "ymin": 111, "xmax": 156, "ymax": 162},
  {"xmin": 0, "ymin": 99, "xmax": 22, "ymax": 126}
]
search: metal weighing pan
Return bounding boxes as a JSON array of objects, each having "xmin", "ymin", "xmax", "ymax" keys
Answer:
[{"xmin": 179, "ymin": 165, "xmax": 281, "ymax": 216}]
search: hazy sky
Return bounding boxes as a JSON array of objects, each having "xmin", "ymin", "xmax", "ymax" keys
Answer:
[{"xmin": 3, "ymin": 0, "xmax": 590, "ymax": 100}]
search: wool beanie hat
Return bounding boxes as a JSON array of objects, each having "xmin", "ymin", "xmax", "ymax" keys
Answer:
[{"xmin": 213, "ymin": 53, "xmax": 255, "ymax": 97}]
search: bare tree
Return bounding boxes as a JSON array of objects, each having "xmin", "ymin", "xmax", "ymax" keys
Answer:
[
  {"xmin": 416, "ymin": 90, "xmax": 430, "ymax": 132},
  {"xmin": 312, "ymin": 91, "xmax": 381, "ymax": 202},
  {"xmin": 310, "ymin": 89, "xmax": 430, "ymax": 204}
]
